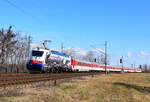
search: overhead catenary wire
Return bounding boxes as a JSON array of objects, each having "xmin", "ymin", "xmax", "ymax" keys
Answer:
[
  {"xmin": 3, "ymin": 0, "xmax": 44, "ymax": 24},
  {"xmin": 90, "ymin": 41, "xmax": 108, "ymax": 74}
]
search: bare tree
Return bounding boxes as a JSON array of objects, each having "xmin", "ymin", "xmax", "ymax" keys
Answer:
[
  {"xmin": 0, "ymin": 26, "xmax": 30, "ymax": 73},
  {"xmin": 63, "ymin": 48, "xmax": 107, "ymax": 64},
  {"xmin": 82, "ymin": 51, "xmax": 95, "ymax": 62},
  {"xmin": 0, "ymin": 26, "xmax": 17, "ymax": 64}
]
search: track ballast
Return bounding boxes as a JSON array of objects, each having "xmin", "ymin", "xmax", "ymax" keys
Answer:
[{"xmin": 0, "ymin": 72, "xmax": 100, "ymax": 87}]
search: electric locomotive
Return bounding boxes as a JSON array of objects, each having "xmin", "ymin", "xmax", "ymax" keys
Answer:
[{"xmin": 27, "ymin": 47, "xmax": 72, "ymax": 73}]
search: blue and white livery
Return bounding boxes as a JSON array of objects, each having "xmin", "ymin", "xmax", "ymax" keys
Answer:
[{"xmin": 27, "ymin": 48, "xmax": 72, "ymax": 73}]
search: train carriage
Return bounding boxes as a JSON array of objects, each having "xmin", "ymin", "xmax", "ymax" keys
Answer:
[{"xmin": 70, "ymin": 59, "xmax": 143, "ymax": 73}]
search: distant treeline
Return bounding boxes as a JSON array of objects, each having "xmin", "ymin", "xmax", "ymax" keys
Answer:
[{"xmin": 0, "ymin": 26, "xmax": 30, "ymax": 73}]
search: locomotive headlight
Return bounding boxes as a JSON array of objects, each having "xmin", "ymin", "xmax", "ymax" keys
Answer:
[{"xmin": 39, "ymin": 61, "xmax": 44, "ymax": 64}]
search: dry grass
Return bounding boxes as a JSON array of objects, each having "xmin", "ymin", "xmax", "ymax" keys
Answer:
[{"xmin": 1, "ymin": 73, "xmax": 150, "ymax": 102}]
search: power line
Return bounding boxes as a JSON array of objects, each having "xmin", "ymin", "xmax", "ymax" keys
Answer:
[
  {"xmin": 90, "ymin": 45, "xmax": 105, "ymax": 54},
  {"xmin": 90, "ymin": 41, "xmax": 108, "ymax": 75},
  {"xmin": 3, "ymin": 0, "xmax": 43, "ymax": 23}
]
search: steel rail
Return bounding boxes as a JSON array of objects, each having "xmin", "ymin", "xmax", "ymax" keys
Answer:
[{"xmin": 0, "ymin": 72, "xmax": 99, "ymax": 87}]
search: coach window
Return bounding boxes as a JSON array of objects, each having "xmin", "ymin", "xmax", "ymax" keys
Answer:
[
  {"xmin": 79, "ymin": 62, "xmax": 81, "ymax": 65},
  {"xmin": 93, "ymin": 64, "xmax": 95, "ymax": 67},
  {"xmin": 78, "ymin": 62, "xmax": 79, "ymax": 65},
  {"xmin": 85, "ymin": 63, "xmax": 87, "ymax": 66}
]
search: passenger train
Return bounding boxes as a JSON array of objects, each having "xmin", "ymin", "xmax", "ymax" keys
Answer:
[{"xmin": 27, "ymin": 47, "xmax": 143, "ymax": 73}]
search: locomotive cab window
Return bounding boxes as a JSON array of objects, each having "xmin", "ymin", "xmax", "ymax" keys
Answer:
[
  {"xmin": 32, "ymin": 51, "xmax": 44, "ymax": 57},
  {"xmin": 65, "ymin": 60, "xmax": 70, "ymax": 64}
]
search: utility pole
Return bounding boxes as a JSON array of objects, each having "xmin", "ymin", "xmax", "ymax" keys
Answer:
[
  {"xmin": 28, "ymin": 35, "xmax": 31, "ymax": 60},
  {"xmin": 131, "ymin": 64, "xmax": 133, "ymax": 68},
  {"xmin": 120, "ymin": 56, "xmax": 124, "ymax": 73},
  {"xmin": 61, "ymin": 42, "xmax": 64, "ymax": 53},
  {"xmin": 134, "ymin": 62, "xmax": 136, "ymax": 69},
  {"xmin": 90, "ymin": 41, "xmax": 108, "ymax": 74},
  {"xmin": 105, "ymin": 41, "xmax": 107, "ymax": 74}
]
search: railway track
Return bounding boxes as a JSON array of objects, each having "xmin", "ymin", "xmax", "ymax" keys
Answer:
[
  {"xmin": 0, "ymin": 73, "xmax": 30, "ymax": 77},
  {"xmin": 0, "ymin": 72, "xmax": 100, "ymax": 87}
]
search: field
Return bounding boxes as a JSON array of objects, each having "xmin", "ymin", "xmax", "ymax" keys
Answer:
[{"xmin": 1, "ymin": 73, "xmax": 150, "ymax": 102}]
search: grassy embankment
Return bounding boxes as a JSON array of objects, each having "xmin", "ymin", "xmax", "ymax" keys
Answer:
[{"xmin": 1, "ymin": 73, "xmax": 150, "ymax": 102}]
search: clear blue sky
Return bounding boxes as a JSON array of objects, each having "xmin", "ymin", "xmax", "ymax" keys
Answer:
[{"xmin": 0, "ymin": 0, "xmax": 150, "ymax": 67}]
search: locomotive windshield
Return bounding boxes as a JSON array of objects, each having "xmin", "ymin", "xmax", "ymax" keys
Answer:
[{"xmin": 32, "ymin": 51, "xmax": 44, "ymax": 57}]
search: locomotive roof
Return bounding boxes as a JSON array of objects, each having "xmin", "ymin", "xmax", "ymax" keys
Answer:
[
  {"xmin": 51, "ymin": 50, "xmax": 70, "ymax": 58},
  {"xmin": 32, "ymin": 48, "xmax": 49, "ymax": 52}
]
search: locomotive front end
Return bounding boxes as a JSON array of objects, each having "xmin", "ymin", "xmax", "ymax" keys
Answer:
[{"xmin": 27, "ymin": 49, "xmax": 48, "ymax": 73}]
